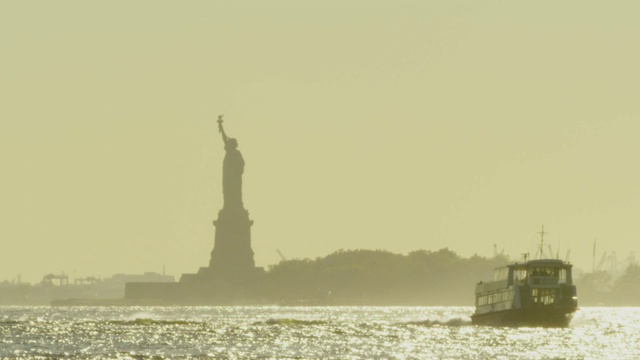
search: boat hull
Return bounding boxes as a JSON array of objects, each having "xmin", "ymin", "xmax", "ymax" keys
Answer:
[{"xmin": 471, "ymin": 308, "xmax": 574, "ymax": 327}]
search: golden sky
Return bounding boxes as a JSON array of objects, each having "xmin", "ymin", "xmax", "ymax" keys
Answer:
[{"xmin": 1, "ymin": 1, "xmax": 639, "ymax": 282}]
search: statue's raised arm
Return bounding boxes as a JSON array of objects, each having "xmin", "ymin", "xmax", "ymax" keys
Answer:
[
  {"xmin": 215, "ymin": 114, "xmax": 244, "ymax": 210},
  {"xmin": 217, "ymin": 115, "xmax": 229, "ymax": 146}
]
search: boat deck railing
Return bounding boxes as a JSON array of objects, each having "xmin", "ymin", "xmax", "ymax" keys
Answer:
[{"xmin": 475, "ymin": 280, "xmax": 509, "ymax": 293}]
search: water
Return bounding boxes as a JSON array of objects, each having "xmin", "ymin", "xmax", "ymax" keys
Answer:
[{"xmin": 0, "ymin": 306, "xmax": 638, "ymax": 359}]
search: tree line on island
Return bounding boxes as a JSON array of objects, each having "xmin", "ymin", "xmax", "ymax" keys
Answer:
[
  {"xmin": 263, "ymin": 248, "xmax": 508, "ymax": 306},
  {"xmin": 262, "ymin": 248, "xmax": 640, "ymax": 306},
  {"xmin": 574, "ymin": 263, "xmax": 640, "ymax": 306}
]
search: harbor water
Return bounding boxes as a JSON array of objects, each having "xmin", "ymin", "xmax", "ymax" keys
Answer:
[{"xmin": 0, "ymin": 306, "xmax": 638, "ymax": 359}]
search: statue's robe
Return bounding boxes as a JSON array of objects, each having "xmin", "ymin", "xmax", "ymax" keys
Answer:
[{"xmin": 222, "ymin": 148, "xmax": 244, "ymax": 209}]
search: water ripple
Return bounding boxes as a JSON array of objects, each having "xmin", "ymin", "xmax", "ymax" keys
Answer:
[{"xmin": 0, "ymin": 306, "xmax": 639, "ymax": 359}]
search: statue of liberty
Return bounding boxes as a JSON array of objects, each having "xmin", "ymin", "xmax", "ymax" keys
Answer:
[{"xmin": 217, "ymin": 115, "xmax": 245, "ymax": 210}]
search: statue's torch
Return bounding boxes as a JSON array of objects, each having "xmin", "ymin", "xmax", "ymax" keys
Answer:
[{"xmin": 217, "ymin": 115, "xmax": 224, "ymax": 132}]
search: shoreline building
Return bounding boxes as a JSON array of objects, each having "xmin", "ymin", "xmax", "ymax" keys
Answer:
[{"xmin": 125, "ymin": 116, "xmax": 265, "ymax": 304}]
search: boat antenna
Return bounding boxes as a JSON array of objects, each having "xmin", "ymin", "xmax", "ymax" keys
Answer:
[{"xmin": 538, "ymin": 225, "xmax": 547, "ymax": 259}]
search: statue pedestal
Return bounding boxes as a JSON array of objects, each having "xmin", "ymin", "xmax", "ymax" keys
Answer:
[
  {"xmin": 168, "ymin": 207, "xmax": 265, "ymax": 304},
  {"xmin": 208, "ymin": 207, "xmax": 255, "ymax": 273}
]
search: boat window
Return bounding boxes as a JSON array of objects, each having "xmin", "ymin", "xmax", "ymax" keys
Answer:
[
  {"xmin": 477, "ymin": 290, "xmax": 514, "ymax": 306},
  {"xmin": 530, "ymin": 267, "xmax": 560, "ymax": 277},
  {"xmin": 531, "ymin": 267, "xmax": 548, "ymax": 276},
  {"xmin": 493, "ymin": 268, "xmax": 508, "ymax": 281},
  {"xmin": 532, "ymin": 288, "xmax": 556, "ymax": 305},
  {"xmin": 530, "ymin": 267, "xmax": 562, "ymax": 285},
  {"xmin": 513, "ymin": 268, "xmax": 527, "ymax": 285},
  {"xmin": 476, "ymin": 295, "xmax": 489, "ymax": 306},
  {"xmin": 558, "ymin": 268, "xmax": 567, "ymax": 284}
]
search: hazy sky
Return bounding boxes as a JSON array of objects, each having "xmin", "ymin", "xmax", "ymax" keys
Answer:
[{"xmin": 2, "ymin": 1, "xmax": 639, "ymax": 283}]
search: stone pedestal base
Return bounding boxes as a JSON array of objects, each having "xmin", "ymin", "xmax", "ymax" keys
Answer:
[
  {"xmin": 209, "ymin": 207, "xmax": 255, "ymax": 273},
  {"xmin": 125, "ymin": 268, "xmax": 266, "ymax": 305},
  {"xmin": 124, "ymin": 205, "xmax": 266, "ymax": 304}
]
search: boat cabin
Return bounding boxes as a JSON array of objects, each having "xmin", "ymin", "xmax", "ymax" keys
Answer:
[
  {"xmin": 506, "ymin": 259, "xmax": 573, "ymax": 287},
  {"xmin": 475, "ymin": 259, "xmax": 576, "ymax": 314},
  {"xmin": 472, "ymin": 227, "xmax": 578, "ymax": 326}
]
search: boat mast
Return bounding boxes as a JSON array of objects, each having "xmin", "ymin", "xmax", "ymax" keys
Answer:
[{"xmin": 538, "ymin": 225, "xmax": 547, "ymax": 259}]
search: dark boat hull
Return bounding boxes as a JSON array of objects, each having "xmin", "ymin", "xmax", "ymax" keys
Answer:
[{"xmin": 471, "ymin": 308, "xmax": 574, "ymax": 327}]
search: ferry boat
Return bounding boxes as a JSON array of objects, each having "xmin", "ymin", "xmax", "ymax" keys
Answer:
[{"xmin": 471, "ymin": 230, "xmax": 578, "ymax": 327}]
